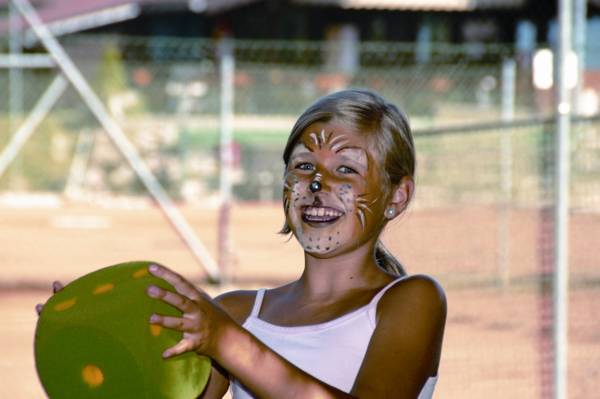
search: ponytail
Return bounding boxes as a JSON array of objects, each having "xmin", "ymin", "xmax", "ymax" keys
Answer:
[{"xmin": 375, "ymin": 241, "xmax": 406, "ymax": 277}]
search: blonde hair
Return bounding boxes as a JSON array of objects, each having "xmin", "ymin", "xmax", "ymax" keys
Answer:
[{"xmin": 280, "ymin": 89, "xmax": 415, "ymax": 276}]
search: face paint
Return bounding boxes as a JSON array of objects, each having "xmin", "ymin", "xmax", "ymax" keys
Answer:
[
  {"xmin": 283, "ymin": 121, "xmax": 389, "ymax": 256},
  {"xmin": 283, "ymin": 174, "xmax": 297, "ymax": 214},
  {"xmin": 356, "ymin": 193, "xmax": 378, "ymax": 230},
  {"xmin": 329, "ymin": 134, "xmax": 349, "ymax": 153}
]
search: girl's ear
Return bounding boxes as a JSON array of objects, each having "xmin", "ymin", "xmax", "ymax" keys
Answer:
[{"xmin": 386, "ymin": 176, "xmax": 414, "ymax": 219}]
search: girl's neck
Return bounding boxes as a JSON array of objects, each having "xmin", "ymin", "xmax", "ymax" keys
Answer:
[{"xmin": 293, "ymin": 240, "xmax": 392, "ymax": 301}]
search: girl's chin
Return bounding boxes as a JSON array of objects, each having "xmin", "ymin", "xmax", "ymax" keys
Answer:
[
  {"xmin": 305, "ymin": 250, "xmax": 335, "ymax": 258},
  {"xmin": 301, "ymin": 245, "xmax": 342, "ymax": 258}
]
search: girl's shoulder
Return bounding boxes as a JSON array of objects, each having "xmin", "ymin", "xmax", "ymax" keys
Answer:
[
  {"xmin": 214, "ymin": 289, "xmax": 258, "ymax": 325},
  {"xmin": 377, "ymin": 274, "xmax": 446, "ymax": 322}
]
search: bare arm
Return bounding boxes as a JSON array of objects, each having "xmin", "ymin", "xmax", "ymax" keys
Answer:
[
  {"xmin": 148, "ymin": 265, "xmax": 352, "ymax": 399},
  {"xmin": 197, "ymin": 362, "xmax": 230, "ymax": 399},
  {"xmin": 213, "ymin": 322, "xmax": 352, "ymax": 398},
  {"xmin": 350, "ymin": 275, "xmax": 447, "ymax": 398},
  {"xmin": 149, "ymin": 266, "xmax": 445, "ymax": 399},
  {"xmin": 197, "ymin": 290, "xmax": 255, "ymax": 398}
]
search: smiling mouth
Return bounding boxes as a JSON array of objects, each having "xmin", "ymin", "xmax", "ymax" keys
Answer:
[{"xmin": 302, "ymin": 206, "xmax": 344, "ymax": 226}]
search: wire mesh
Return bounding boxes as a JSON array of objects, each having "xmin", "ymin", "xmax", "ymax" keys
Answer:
[{"xmin": 1, "ymin": 34, "xmax": 599, "ymax": 398}]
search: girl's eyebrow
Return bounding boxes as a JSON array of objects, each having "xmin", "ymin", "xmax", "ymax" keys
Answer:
[
  {"xmin": 337, "ymin": 147, "xmax": 368, "ymax": 169},
  {"xmin": 289, "ymin": 144, "xmax": 312, "ymax": 159}
]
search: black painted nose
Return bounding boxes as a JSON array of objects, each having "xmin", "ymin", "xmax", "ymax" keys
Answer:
[{"xmin": 309, "ymin": 180, "xmax": 322, "ymax": 193}]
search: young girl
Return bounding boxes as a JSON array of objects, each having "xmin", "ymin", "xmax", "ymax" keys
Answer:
[{"xmin": 145, "ymin": 89, "xmax": 447, "ymax": 398}]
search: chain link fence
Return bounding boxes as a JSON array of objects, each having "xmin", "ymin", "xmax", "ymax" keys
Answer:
[
  {"xmin": 1, "ymin": 35, "xmax": 592, "ymax": 202},
  {"xmin": 1, "ymin": 36, "xmax": 598, "ymax": 210},
  {"xmin": 1, "ymin": 35, "xmax": 599, "ymax": 398}
]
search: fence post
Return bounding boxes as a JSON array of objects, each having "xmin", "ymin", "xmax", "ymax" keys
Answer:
[
  {"xmin": 573, "ymin": 0, "xmax": 587, "ymax": 115},
  {"xmin": 218, "ymin": 38, "xmax": 235, "ymax": 284},
  {"xmin": 499, "ymin": 58, "xmax": 515, "ymax": 287},
  {"xmin": 554, "ymin": 0, "xmax": 572, "ymax": 398}
]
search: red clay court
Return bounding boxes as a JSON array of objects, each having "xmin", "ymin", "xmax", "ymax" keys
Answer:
[{"xmin": 1, "ymin": 201, "xmax": 598, "ymax": 398}]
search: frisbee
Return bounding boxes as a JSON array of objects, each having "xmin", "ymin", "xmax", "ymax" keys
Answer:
[{"xmin": 34, "ymin": 261, "xmax": 211, "ymax": 398}]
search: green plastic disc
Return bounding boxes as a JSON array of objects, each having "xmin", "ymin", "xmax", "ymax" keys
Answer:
[{"xmin": 34, "ymin": 261, "xmax": 211, "ymax": 398}]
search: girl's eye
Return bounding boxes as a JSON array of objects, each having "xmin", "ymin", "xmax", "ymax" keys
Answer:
[
  {"xmin": 338, "ymin": 165, "xmax": 358, "ymax": 174},
  {"xmin": 295, "ymin": 162, "xmax": 314, "ymax": 171}
]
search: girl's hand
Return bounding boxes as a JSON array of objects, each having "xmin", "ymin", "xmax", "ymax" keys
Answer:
[
  {"xmin": 147, "ymin": 264, "xmax": 232, "ymax": 359},
  {"xmin": 35, "ymin": 281, "xmax": 64, "ymax": 315}
]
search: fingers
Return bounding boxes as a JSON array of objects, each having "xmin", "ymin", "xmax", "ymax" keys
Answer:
[
  {"xmin": 52, "ymin": 281, "xmax": 64, "ymax": 293},
  {"xmin": 162, "ymin": 339, "xmax": 196, "ymax": 358},
  {"xmin": 147, "ymin": 285, "xmax": 196, "ymax": 313},
  {"xmin": 150, "ymin": 314, "xmax": 198, "ymax": 332},
  {"xmin": 148, "ymin": 264, "xmax": 202, "ymax": 301},
  {"xmin": 36, "ymin": 281, "xmax": 65, "ymax": 315}
]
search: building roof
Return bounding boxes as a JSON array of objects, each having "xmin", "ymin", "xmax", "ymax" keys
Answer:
[
  {"xmin": 188, "ymin": 0, "xmax": 260, "ymax": 13},
  {"xmin": 292, "ymin": 0, "xmax": 525, "ymax": 11},
  {"xmin": 0, "ymin": 0, "xmax": 150, "ymax": 41},
  {"xmin": 0, "ymin": 0, "xmax": 535, "ymax": 41}
]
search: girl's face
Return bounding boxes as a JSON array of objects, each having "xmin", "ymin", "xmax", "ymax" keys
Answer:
[{"xmin": 283, "ymin": 121, "xmax": 389, "ymax": 257}]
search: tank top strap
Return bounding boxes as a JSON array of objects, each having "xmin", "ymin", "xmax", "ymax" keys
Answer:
[
  {"xmin": 366, "ymin": 276, "xmax": 409, "ymax": 327},
  {"xmin": 249, "ymin": 288, "xmax": 266, "ymax": 318}
]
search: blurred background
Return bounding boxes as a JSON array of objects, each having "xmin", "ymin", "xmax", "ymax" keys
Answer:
[{"xmin": 1, "ymin": 0, "xmax": 599, "ymax": 397}]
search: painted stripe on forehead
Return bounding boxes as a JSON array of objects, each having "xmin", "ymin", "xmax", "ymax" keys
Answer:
[
  {"xmin": 309, "ymin": 132, "xmax": 320, "ymax": 147},
  {"xmin": 329, "ymin": 134, "xmax": 349, "ymax": 152}
]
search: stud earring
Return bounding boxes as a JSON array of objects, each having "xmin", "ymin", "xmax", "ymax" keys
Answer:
[{"xmin": 385, "ymin": 207, "xmax": 396, "ymax": 218}]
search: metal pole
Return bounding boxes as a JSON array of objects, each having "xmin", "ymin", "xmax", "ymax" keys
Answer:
[
  {"xmin": 12, "ymin": 0, "xmax": 221, "ymax": 282},
  {"xmin": 64, "ymin": 129, "xmax": 96, "ymax": 199},
  {"xmin": 499, "ymin": 58, "xmax": 515, "ymax": 287},
  {"xmin": 0, "ymin": 54, "xmax": 55, "ymax": 68},
  {"xmin": 0, "ymin": 75, "xmax": 68, "ymax": 178},
  {"xmin": 573, "ymin": 0, "xmax": 587, "ymax": 115},
  {"xmin": 554, "ymin": 0, "xmax": 571, "ymax": 398},
  {"xmin": 9, "ymin": 1, "xmax": 24, "ymax": 184},
  {"xmin": 9, "ymin": 2, "xmax": 24, "ymax": 119},
  {"xmin": 218, "ymin": 39, "xmax": 235, "ymax": 283}
]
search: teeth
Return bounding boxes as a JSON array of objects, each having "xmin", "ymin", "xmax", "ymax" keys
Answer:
[{"xmin": 303, "ymin": 207, "xmax": 343, "ymax": 218}]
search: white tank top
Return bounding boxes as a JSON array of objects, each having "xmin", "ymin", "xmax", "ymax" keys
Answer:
[{"xmin": 230, "ymin": 277, "xmax": 438, "ymax": 398}]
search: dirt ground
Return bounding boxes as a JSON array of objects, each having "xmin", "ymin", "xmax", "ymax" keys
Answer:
[{"xmin": 1, "ymin": 202, "xmax": 598, "ymax": 398}]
